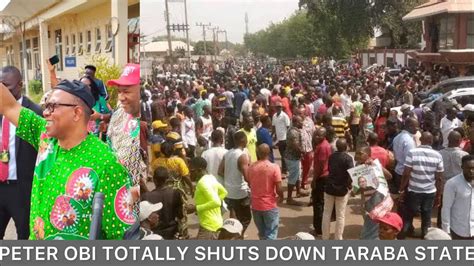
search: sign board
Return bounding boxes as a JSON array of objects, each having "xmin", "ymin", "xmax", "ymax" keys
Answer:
[{"xmin": 65, "ymin": 57, "xmax": 77, "ymax": 68}]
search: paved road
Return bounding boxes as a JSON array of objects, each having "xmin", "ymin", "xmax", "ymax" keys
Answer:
[{"xmin": 5, "ymin": 151, "xmax": 431, "ymax": 240}]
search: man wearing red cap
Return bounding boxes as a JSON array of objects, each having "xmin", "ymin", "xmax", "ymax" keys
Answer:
[
  {"xmin": 375, "ymin": 212, "xmax": 403, "ymax": 240},
  {"xmin": 107, "ymin": 64, "xmax": 145, "ymax": 195}
]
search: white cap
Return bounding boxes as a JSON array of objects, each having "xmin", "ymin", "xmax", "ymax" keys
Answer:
[
  {"xmin": 139, "ymin": 201, "xmax": 162, "ymax": 222},
  {"xmin": 143, "ymin": 234, "xmax": 163, "ymax": 240},
  {"xmin": 424, "ymin": 228, "xmax": 451, "ymax": 240},
  {"xmin": 221, "ymin": 218, "xmax": 243, "ymax": 235},
  {"xmin": 294, "ymin": 232, "xmax": 315, "ymax": 240}
]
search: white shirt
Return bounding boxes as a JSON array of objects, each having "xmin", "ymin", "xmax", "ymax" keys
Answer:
[
  {"xmin": 201, "ymin": 146, "xmax": 227, "ymax": 184},
  {"xmin": 340, "ymin": 94, "xmax": 352, "ymax": 117},
  {"xmin": 442, "ymin": 174, "xmax": 474, "ymax": 237},
  {"xmin": 2, "ymin": 97, "xmax": 22, "ymax": 181},
  {"xmin": 260, "ymin": 88, "xmax": 271, "ymax": 104},
  {"xmin": 440, "ymin": 116, "xmax": 461, "ymax": 148},
  {"xmin": 272, "ymin": 111, "xmax": 290, "ymax": 141},
  {"xmin": 240, "ymin": 99, "xmax": 252, "ymax": 121},
  {"xmin": 223, "ymin": 148, "xmax": 250, "ymax": 199},
  {"xmin": 199, "ymin": 115, "xmax": 213, "ymax": 142},
  {"xmin": 181, "ymin": 117, "xmax": 196, "ymax": 147}
]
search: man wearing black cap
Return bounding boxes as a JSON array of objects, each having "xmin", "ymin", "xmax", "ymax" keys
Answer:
[
  {"xmin": 0, "ymin": 80, "xmax": 136, "ymax": 240},
  {"xmin": 85, "ymin": 65, "xmax": 109, "ymax": 100}
]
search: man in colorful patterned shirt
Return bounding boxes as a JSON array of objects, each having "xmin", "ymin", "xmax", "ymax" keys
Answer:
[
  {"xmin": 107, "ymin": 64, "xmax": 144, "ymax": 196},
  {"xmin": 0, "ymin": 80, "xmax": 136, "ymax": 240}
]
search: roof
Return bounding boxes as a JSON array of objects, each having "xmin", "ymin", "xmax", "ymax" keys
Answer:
[
  {"xmin": 403, "ymin": 0, "xmax": 474, "ymax": 21},
  {"xmin": 0, "ymin": 0, "xmax": 59, "ymax": 22},
  {"xmin": 142, "ymin": 41, "xmax": 194, "ymax": 53}
]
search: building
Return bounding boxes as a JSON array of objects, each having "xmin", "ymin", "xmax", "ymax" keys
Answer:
[
  {"xmin": 141, "ymin": 40, "xmax": 193, "ymax": 59},
  {"xmin": 0, "ymin": 0, "xmax": 139, "ymax": 92},
  {"xmin": 403, "ymin": 0, "xmax": 474, "ymax": 75},
  {"xmin": 357, "ymin": 49, "xmax": 417, "ymax": 68}
]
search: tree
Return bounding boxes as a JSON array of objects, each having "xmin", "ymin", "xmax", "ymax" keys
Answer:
[
  {"xmin": 192, "ymin": 41, "xmax": 216, "ymax": 55},
  {"xmin": 244, "ymin": 11, "xmax": 319, "ymax": 58},
  {"xmin": 299, "ymin": 0, "xmax": 424, "ymax": 54}
]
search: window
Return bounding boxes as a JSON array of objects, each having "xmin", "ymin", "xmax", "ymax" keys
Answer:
[
  {"xmin": 33, "ymin": 37, "xmax": 39, "ymax": 69},
  {"xmin": 65, "ymin": 35, "xmax": 70, "ymax": 56},
  {"xmin": 86, "ymin": 30, "xmax": 92, "ymax": 54},
  {"xmin": 71, "ymin": 34, "xmax": 76, "ymax": 55},
  {"xmin": 78, "ymin": 32, "xmax": 84, "ymax": 55},
  {"xmin": 26, "ymin": 39, "xmax": 32, "ymax": 70},
  {"xmin": 55, "ymin": 29, "xmax": 63, "ymax": 71},
  {"xmin": 95, "ymin": 27, "xmax": 101, "ymax": 53},
  {"xmin": 439, "ymin": 15, "xmax": 455, "ymax": 49},
  {"xmin": 468, "ymin": 15, "xmax": 474, "ymax": 48},
  {"xmin": 105, "ymin": 24, "xmax": 113, "ymax": 52}
]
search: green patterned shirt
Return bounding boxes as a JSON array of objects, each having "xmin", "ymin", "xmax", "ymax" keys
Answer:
[{"xmin": 16, "ymin": 108, "xmax": 136, "ymax": 240}]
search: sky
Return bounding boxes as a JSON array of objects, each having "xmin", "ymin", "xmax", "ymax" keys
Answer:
[
  {"xmin": 140, "ymin": 0, "xmax": 300, "ymax": 44},
  {"xmin": 0, "ymin": 0, "xmax": 10, "ymax": 11}
]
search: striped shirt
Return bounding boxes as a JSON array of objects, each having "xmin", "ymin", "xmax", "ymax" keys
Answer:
[
  {"xmin": 331, "ymin": 116, "xmax": 349, "ymax": 138},
  {"xmin": 404, "ymin": 145, "xmax": 444, "ymax": 194}
]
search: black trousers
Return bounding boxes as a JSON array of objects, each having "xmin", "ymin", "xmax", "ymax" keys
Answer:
[
  {"xmin": 277, "ymin": 141, "xmax": 287, "ymax": 172},
  {"xmin": 312, "ymin": 177, "xmax": 326, "ymax": 235},
  {"xmin": 0, "ymin": 182, "xmax": 30, "ymax": 239},
  {"xmin": 225, "ymin": 197, "xmax": 252, "ymax": 232}
]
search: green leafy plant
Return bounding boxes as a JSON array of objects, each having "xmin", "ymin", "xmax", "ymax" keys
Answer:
[
  {"xmin": 28, "ymin": 80, "xmax": 44, "ymax": 104},
  {"xmin": 82, "ymin": 54, "xmax": 122, "ymax": 108}
]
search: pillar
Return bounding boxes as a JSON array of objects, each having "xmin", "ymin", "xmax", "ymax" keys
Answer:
[
  {"xmin": 111, "ymin": 0, "xmax": 128, "ymax": 67},
  {"xmin": 39, "ymin": 20, "xmax": 51, "ymax": 92}
]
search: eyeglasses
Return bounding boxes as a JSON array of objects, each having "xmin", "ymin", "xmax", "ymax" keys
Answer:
[{"xmin": 44, "ymin": 102, "xmax": 78, "ymax": 113}]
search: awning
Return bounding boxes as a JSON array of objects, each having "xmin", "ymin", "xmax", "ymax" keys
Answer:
[{"xmin": 403, "ymin": 0, "xmax": 474, "ymax": 21}]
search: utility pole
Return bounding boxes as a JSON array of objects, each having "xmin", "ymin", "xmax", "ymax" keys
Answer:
[
  {"xmin": 210, "ymin": 26, "xmax": 218, "ymax": 62},
  {"xmin": 165, "ymin": 0, "xmax": 173, "ymax": 59},
  {"xmin": 184, "ymin": 0, "xmax": 191, "ymax": 66},
  {"xmin": 196, "ymin": 22, "xmax": 210, "ymax": 60},
  {"xmin": 218, "ymin": 29, "xmax": 228, "ymax": 50},
  {"xmin": 245, "ymin": 12, "xmax": 249, "ymax": 36}
]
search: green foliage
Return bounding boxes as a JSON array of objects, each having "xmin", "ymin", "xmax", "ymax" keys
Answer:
[
  {"xmin": 193, "ymin": 41, "xmax": 217, "ymax": 55},
  {"xmin": 246, "ymin": 1, "xmax": 424, "ymax": 59},
  {"xmin": 28, "ymin": 80, "xmax": 44, "ymax": 104},
  {"xmin": 28, "ymin": 79, "xmax": 42, "ymax": 95},
  {"xmin": 244, "ymin": 11, "xmax": 319, "ymax": 58},
  {"xmin": 377, "ymin": 0, "xmax": 425, "ymax": 49},
  {"xmin": 83, "ymin": 54, "xmax": 122, "ymax": 108}
]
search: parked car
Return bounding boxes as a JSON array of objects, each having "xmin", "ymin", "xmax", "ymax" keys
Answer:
[
  {"xmin": 418, "ymin": 76, "xmax": 474, "ymax": 102},
  {"xmin": 423, "ymin": 87, "xmax": 474, "ymax": 110},
  {"xmin": 391, "ymin": 87, "xmax": 474, "ymax": 117}
]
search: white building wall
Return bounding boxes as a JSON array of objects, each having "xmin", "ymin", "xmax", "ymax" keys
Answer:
[
  {"xmin": 376, "ymin": 53, "xmax": 384, "ymax": 66},
  {"xmin": 395, "ymin": 53, "xmax": 405, "ymax": 66}
]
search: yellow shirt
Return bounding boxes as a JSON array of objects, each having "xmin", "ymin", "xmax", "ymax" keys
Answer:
[
  {"xmin": 151, "ymin": 156, "xmax": 189, "ymax": 177},
  {"xmin": 239, "ymin": 128, "xmax": 257, "ymax": 163}
]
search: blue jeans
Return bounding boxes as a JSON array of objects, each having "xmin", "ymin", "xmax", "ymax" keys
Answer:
[
  {"xmin": 252, "ymin": 208, "xmax": 279, "ymax": 240},
  {"xmin": 401, "ymin": 191, "xmax": 435, "ymax": 238},
  {"xmin": 285, "ymin": 159, "xmax": 301, "ymax": 185},
  {"xmin": 360, "ymin": 213, "xmax": 379, "ymax": 240}
]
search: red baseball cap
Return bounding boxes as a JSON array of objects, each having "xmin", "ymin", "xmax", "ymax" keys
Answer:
[
  {"xmin": 107, "ymin": 63, "xmax": 140, "ymax": 87},
  {"xmin": 375, "ymin": 212, "xmax": 403, "ymax": 231}
]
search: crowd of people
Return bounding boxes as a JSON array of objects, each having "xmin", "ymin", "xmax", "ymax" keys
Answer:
[
  {"xmin": 0, "ymin": 63, "xmax": 143, "ymax": 240},
  {"xmin": 139, "ymin": 57, "xmax": 474, "ymax": 241}
]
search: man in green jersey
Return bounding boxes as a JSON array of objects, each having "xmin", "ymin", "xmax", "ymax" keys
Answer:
[{"xmin": 0, "ymin": 80, "xmax": 136, "ymax": 240}]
